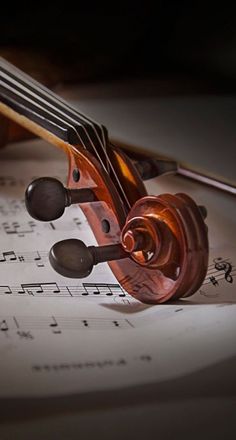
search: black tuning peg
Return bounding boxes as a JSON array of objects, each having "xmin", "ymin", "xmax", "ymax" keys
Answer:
[
  {"xmin": 49, "ymin": 239, "xmax": 129, "ymax": 278},
  {"xmin": 25, "ymin": 177, "xmax": 96, "ymax": 221}
]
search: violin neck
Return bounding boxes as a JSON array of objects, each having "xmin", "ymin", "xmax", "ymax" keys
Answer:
[
  {"xmin": 0, "ymin": 57, "xmax": 107, "ymax": 152},
  {"xmin": 0, "ymin": 57, "xmax": 139, "ymax": 211}
]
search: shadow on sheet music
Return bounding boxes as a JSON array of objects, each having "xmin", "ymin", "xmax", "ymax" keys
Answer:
[
  {"xmin": 102, "ymin": 256, "xmax": 236, "ymax": 313},
  {"xmin": 102, "ymin": 299, "xmax": 236, "ymax": 316}
]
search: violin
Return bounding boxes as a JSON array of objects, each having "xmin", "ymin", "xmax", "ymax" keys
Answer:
[{"xmin": 0, "ymin": 56, "xmax": 209, "ymax": 304}]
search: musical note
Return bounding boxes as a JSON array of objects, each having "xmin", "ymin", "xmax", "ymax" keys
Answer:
[
  {"xmin": 0, "ymin": 250, "xmax": 47, "ymax": 267},
  {"xmin": 18, "ymin": 283, "xmax": 44, "ymax": 296},
  {"xmin": 209, "ymin": 276, "xmax": 219, "ymax": 286},
  {"xmin": 33, "ymin": 251, "xmax": 45, "ymax": 267},
  {"xmin": 0, "ymin": 319, "xmax": 9, "ymax": 332},
  {"xmin": 0, "ymin": 283, "xmax": 127, "ymax": 298},
  {"xmin": 18, "ymin": 283, "xmax": 60, "ymax": 296},
  {"xmin": 0, "ymin": 315, "xmax": 133, "ymax": 339},
  {"xmin": 82, "ymin": 283, "xmax": 126, "ymax": 297},
  {"xmin": 0, "ymin": 286, "xmax": 12, "ymax": 295},
  {"xmin": 0, "ymin": 250, "xmax": 17, "ymax": 262},
  {"xmin": 49, "ymin": 316, "xmax": 62, "ymax": 334},
  {"xmin": 0, "ymin": 217, "xmax": 87, "ymax": 237},
  {"xmin": 1, "ymin": 220, "xmax": 37, "ymax": 236}
]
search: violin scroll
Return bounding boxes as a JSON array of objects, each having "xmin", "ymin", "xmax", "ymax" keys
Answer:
[
  {"xmin": 0, "ymin": 56, "xmax": 209, "ymax": 304},
  {"xmin": 25, "ymin": 172, "xmax": 209, "ymax": 304},
  {"xmin": 120, "ymin": 193, "xmax": 208, "ymax": 302},
  {"xmin": 22, "ymin": 136, "xmax": 209, "ymax": 304}
]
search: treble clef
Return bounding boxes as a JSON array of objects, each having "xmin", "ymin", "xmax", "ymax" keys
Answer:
[{"xmin": 213, "ymin": 258, "xmax": 233, "ymax": 283}]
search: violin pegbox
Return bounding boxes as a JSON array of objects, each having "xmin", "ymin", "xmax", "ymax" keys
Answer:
[
  {"xmin": 0, "ymin": 56, "xmax": 209, "ymax": 304},
  {"xmin": 25, "ymin": 149, "xmax": 209, "ymax": 304}
]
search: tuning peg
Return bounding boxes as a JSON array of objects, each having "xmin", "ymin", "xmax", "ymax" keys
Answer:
[
  {"xmin": 49, "ymin": 239, "xmax": 129, "ymax": 278},
  {"xmin": 25, "ymin": 177, "xmax": 96, "ymax": 221}
]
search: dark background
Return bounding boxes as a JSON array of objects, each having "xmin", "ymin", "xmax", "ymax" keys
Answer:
[{"xmin": 1, "ymin": 2, "xmax": 236, "ymax": 89}]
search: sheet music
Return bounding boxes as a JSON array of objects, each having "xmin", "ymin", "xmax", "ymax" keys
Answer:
[{"xmin": 0, "ymin": 140, "xmax": 235, "ymax": 398}]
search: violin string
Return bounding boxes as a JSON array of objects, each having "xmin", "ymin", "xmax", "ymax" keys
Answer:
[
  {"xmin": 0, "ymin": 58, "xmax": 131, "ymax": 209},
  {"xmin": 0, "ymin": 58, "xmax": 106, "ymax": 147},
  {"xmin": 1, "ymin": 75, "xmax": 132, "ymax": 208},
  {"xmin": 0, "ymin": 62, "xmax": 119, "ymax": 179},
  {"xmin": 9, "ymin": 64, "xmax": 133, "ymax": 211},
  {"xmin": 1, "ymin": 73, "xmax": 97, "ymax": 150},
  {"xmin": 0, "ymin": 66, "xmax": 110, "ymax": 162},
  {"xmin": 0, "ymin": 79, "xmax": 89, "ymax": 148},
  {"xmin": 6, "ymin": 57, "xmax": 131, "ymax": 209},
  {"xmin": 0, "ymin": 62, "xmax": 106, "ymax": 163}
]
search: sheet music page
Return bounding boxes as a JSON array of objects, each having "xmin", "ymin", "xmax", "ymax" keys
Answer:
[{"xmin": 0, "ymin": 140, "xmax": 235, "ymax": 398}]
